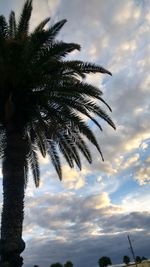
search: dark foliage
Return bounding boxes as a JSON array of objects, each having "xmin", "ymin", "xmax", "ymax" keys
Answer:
[
  {"xmin": 123, "ymin": 255, "xmax": 130, "ymax": 265},
  {"xmin": 64, "ymin": 261, "xmax": 73, "ymax": 267},
  {"xmin": 50, "ymin": 263, "xmax": 63, "ymax": 267},
  {"xmin": 98, "ymin": 256, "xmax": 112, "ymax": 267},
  {"xmin": 136, "ymin": 256, "xmax": 142, "ymax": 263}
]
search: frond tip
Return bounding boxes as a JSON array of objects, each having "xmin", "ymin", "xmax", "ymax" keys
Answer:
[
  {"xmin": 17, "ymin": 0, "xmax": 32, "ymax": 36},
  {"xmin": 0, "ymin": 15, "xmax": 8, "ymax": 38},
  {"xmin": 34, "ymin": 17, "xmax": 50, "ymax": 32},
  {"xmin": 48, "ymin": 141, "xmax": 62, "ymax": 180},
  {"xmin": 9, "ymin": 11, "xmax": 16, "ymax": 37},
  {"xmin": 29, "ymin": 149, "xmax": 40, "ymax": 187}
]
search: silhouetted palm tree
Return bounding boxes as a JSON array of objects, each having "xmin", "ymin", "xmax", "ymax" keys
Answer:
[{"xmin": 0, "ymin": 0, "xmax": 115, "ymax": 266}]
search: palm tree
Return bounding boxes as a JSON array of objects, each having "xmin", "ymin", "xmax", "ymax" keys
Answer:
[{"xmin": 0, "ymin": 0, "xmax": 115, "ymax": 266}]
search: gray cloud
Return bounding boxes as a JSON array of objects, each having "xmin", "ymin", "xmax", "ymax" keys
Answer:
[
  {"xmin": 22, "ymin": 192, "xmax": 150, "ymax": 266},
  {"xmin": 23, "ymin": 231, "xmax": 150, "ymax": 267},
  {"xmin": 0, "ymin": 1, "xmax": 150, "ymax": 266}
]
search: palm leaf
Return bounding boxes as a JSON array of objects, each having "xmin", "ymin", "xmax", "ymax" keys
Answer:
[
  {"xmin": 34, "ymin": 17, "xmax": 50, "ymax": 32},
  {"xmin": 39, "ymin": 41, "xmax": 81, "ymax": 60},
  {"xmin": 47, "ymin": 19, "xmax": 67, "ymax": 40},
  {"xmin": 58, "ymin": 141, "xmax": 74, "ymax": 168},
  {"xmin": 66, "ymin": 111, "xmax": 104, "ymax": 160},
  {"xmin": 57, "ymin": 132, "xmax": 81, "ymax": 169},
  {"xmin": 29, "ymin": 147, "xmax": 40, "ymax": 187},
  {"xmin": 61, "ymin": 60, "xmax": 112, "ymax": 76},
  {"xmin": 49, "ymin": 96, "xmax": 103, "ymax": 131},
  {"xmin": 0, "ymin": 15, "xmax": 8, "ymax": 38},
  {"xmin": 24, "ymin": 158, "xmax": 29, "ymax": 188},
  {"xmin": 9, "ymin": 11, "xmax": 16, "ymax": 38},
  {"xmin": 48, "ymin": 80, "xmax": 103, "ymax": 98},
  {"xmin": 17, "ymin": 0, "xmax": 32, "ymax": 36},
  {"xmin": 48, "ymin": 140, "xmax": 62, "ymax": 180},
  {"xmin": 75, "ymin": 134, "xmax": 92, "ymax": 163}
]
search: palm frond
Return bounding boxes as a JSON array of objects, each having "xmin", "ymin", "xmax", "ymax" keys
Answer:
[
  {"xmin": 24, "ymin": 158, "xmax": 29, "ymax": 188},
  {"xmin": 51, "ymin": 94, "xmax": 115, "ymax": 130},
  {"xmin": 39, "ymin": 41, "xmax": 81, "ymax": 60},
  {"xmin": 0, "ymin": 15, "xmax": 8, "ymax": 38},
  {"xmin": 34, "ymin": 17, "xmax": 50, "ymax": 32},
  {"xmin": 45, "ymin": 81, "xmax": 102, "ymax": 102},
  {"xmin": 61, "ymin": 60, "xmax": 112, "ymax": 76},
  {"xmin": 29, "ymin": 147, "xmax": 40, "ymax": 187},
  {"xmin": 57, "ymin": 133, "xmax": 81, "ymax": 169},
  {"xmin": 98, "ymin": 96, "xmax": 112, "ymax": 111},
  {"xmin": 9, "ymin": 11, "xmax": 16, "ymax": 38},
  {"xmin": 58, "ymin": 141, "xmax": 74, "ymax": 168},
  {"xmin": 33, "ymin": 124, "xmax": 47, "ymax": 157},
  {"xmin": 67, "ymin": 111, "xmax": 104, "ymax": 161},
  {"xmin": 48, "ymin": 140, "xmax": 62, "ymax": 180},
  {"xmin": 75, "ymin": 134, "xmax": 92, "ymax": 163},
  {"xmin": 22, "ymin": 19, "xmax": 67, "ymax": 65},
  {"xmin": 48, "ymin": 19, "xmax": 67, "ymax": 40},
  {"xmin": 0, "ymin": 127, "xmax": 6, "ymax": 159},
  {"xmin": 17, "ymin": 0, "xmax": 32, "ymax": 37},
  {"xmin": 82, "ymin": 100, "xmax": 116, "ymax": 129},
  {"xmin": 48, "ymin": 95, "xmax": 103, "ymax": 131}
]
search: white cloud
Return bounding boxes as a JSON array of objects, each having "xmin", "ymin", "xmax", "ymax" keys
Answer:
[
  {"xmin": 47, "ymin": 0, "xmax": 61, "ymax": 16},
  {"xmin": 61, "ymin": 165, "xmax": 86, "ymax": 190},
  {"xmin": 1, "ymin": 0, "xmax": 150, "ymax": 266}
]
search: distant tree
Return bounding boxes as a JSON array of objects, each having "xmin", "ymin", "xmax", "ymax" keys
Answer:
[
  {"xmin": 123, "ymin": 256, "xmax": 130, "ymax": 265},
  {"xmin": 64, "ymin": 261, "xmax": 73, "ymax": 267},
  {"xmin": 136, "ymin": 256, "xmax": 142, "ymax": 263},
  {"xmin": 141, "ymin": 257, "xmax": 147, "ymax": 261},
  {"xmin": 98, "ymin": 256, "xmax": 112, "ymax": 267},
  {"xmin": 50, "ymin": 263, "xmax": 63, "ymax": 267}
]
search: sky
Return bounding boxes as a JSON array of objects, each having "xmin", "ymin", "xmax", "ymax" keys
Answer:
[{"xmin": 0, "ymin": 0, "xmax": 150, "ymax": 266}]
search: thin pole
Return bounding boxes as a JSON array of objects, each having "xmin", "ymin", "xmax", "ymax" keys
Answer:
[{"xmin": 127, "ymin": 235, "xmax": 138, "ymax": 267}]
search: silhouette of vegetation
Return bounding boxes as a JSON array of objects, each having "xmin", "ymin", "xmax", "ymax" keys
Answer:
[
  {"xmin": 64, "ymin": 261, "xmax": 73, "ymax": 267},
  {"xmin": 136, "ymin": 256, "xmax": 142, "ymax": 263},
  {"xmin": 98, "ymin": 256, "xmax": 112, "ymax": 267},
  {"xmin": 50, "ymin": 263, "xmax": 63, "ymax": 267},
  {"xmin": 32, "ymin": 257, "xmax": 150, "ymax": 267},
  {"xmin": 0, "ymin": 0, "xmax": 114, "ymax": 266},
  {"xmin": 141, "ymin": 257, "xmax": 148, "ymax": 261},
  {"xmin": 123, "ymin": 255, "xmax": 130, "ymax": 265}
]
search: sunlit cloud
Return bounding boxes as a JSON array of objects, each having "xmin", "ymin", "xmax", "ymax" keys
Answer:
[{"xmin": 0, "ymin": 0, "xmax": 150, "ymax": 266}]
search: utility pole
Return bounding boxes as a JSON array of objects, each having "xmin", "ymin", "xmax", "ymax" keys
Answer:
[{"xmin": 127, "ymin": 235, "xmax": 137, "ymax": 267}]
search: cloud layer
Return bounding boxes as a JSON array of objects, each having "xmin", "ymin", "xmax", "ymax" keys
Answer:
[{"xmin": 0, "ymin": 0, "xmax": 150, "ymax": 266}]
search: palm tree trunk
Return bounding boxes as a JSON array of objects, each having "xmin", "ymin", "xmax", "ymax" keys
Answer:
[{"xmin": 0, "ymin": 126, "xmax": 28, "ymax": 267}]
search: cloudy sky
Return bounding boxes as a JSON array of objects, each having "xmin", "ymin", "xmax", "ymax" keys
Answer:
[{"xmin": 0, "ymin": 0, "xmax": 150, "ymax": 266}]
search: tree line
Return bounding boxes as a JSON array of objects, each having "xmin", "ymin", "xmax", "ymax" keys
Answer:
[
  {"xmin": 98, "ymin": 255, "xmax": 148, "ymax": 267},
  {"xmin": 33, "ymin": 255, "xmax": 148, "ymax": 267},
  {"xmin": 33, "ymin": 261, "xmax": 73, "ymax": 267}
]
